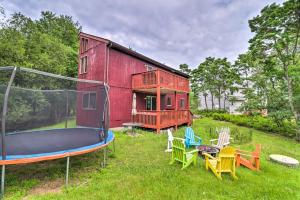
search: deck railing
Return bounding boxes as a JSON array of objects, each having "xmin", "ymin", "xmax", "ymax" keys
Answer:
[
  {"xmin": 133, "ymin": 110, "xmax": 190, "ymax": 129},
  {"xmin": 132, "ymin": 70, "xmax": 189, "ymax": 93}
]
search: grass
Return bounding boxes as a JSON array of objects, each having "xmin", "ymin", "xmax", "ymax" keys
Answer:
[
  {"xmin": 5, "ymin": 118, "xmax": 300, "ymax": 200},
  {"xmin": 32, "ymin": 119, "xmax": 76, "ymax": 130}
]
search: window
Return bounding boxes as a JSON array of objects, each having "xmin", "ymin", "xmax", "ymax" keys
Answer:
[
  {"xmin": 80, "ymin": 56, "xmax": 88, "ymax": 74},
  {"xmin": 81, "ymin": 38, "xmax": 88, "ymax": 52},
  {"xmin": 166, "ymin": 96, "xmax": 172, "ymax": 106},
  {"xmin": 180, "ymin": 99, "xmax": 185, "ymax": 108},
  {"xmin": 145, "ymin": 64, "xmax": 156, "ymax": 71},
  {"xmin": 82, "ymin": 92, "xmax": 96, "ymax": 110}
]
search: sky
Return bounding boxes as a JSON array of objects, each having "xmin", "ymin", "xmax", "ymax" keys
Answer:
[{"xmin": 1, "ymin": 0, "xmax": 284, "ymax": 69}]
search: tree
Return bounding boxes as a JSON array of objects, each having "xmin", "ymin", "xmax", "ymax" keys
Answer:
[
  {"xmin": 248, "ymin": 0, "xmax": 300, "ymax": 138},
  {"xmin": 179, "ymin": 63, "xmax": 192, "ymax": 76},
  {"xmin": 0, "ymin": 10, "xmax": 82, "ymax": 130},
  {"xmin": 0, "ymin": 11, "xmax": 81, "ymax": 77},
  {"xmin": 192, "ymin": 57, "xmax": 239, "ymax": 110}
]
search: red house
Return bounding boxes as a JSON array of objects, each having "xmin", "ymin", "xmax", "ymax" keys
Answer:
[{"xmin": 77, "ymin": 32, "xmax": 192, "ymax": 132}]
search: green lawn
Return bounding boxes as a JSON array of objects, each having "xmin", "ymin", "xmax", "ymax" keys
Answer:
[
  {"xmin": 32, "ymin": 119, "xmax": 76, "ymax": 130},
  {"xmin": 5, "ymin": 118, "xmax": 300, "ymax": 200}
]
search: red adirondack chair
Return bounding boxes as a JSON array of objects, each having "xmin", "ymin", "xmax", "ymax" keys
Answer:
[{"xmin": 236, "ymin": 144, "xmax": 261, "ymax": 171}]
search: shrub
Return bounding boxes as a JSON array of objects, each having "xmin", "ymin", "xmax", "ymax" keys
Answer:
[
  {"xmin": 231, "ymin": 127, "xmax": 253, "ymax": 144},
  {"xmin": 196, "ymin": 109, "xmax": 228, "ymax": 117},
  {"xmin": 212, "ymin": 113, "xmax": 297, "ymax": 139}
]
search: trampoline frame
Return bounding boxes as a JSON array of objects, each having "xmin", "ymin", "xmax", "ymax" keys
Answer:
[{"xmin": 0, "ymin": 66, "xmax": 114, "ymax": 198}]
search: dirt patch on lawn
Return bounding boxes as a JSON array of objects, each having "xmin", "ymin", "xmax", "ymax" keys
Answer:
[{"xmin": 22, "ymin": 179, "xmax": 63, "ymax": 200}]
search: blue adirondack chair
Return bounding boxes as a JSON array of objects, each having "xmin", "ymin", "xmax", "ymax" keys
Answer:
[{"xmin": 185, "ymin": 127, "xmax": 202, "ymax": 148}]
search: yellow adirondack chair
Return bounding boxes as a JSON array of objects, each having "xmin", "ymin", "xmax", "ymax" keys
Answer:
[
  {"xmin": 170, "ymin": 137, "xmax": 198, "ymax": 170},
  {"xmin": 203, "ymin": 146, "xmax": 238, "ymax": 180}
]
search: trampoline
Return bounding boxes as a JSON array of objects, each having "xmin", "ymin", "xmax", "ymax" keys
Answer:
[
  {"xmin": 0, "ymin": 66, "xmax": 115, "ymax": 197},
  {"xmin": 0, "ymin": 128, "xmax": 114, "ymax": 165}
]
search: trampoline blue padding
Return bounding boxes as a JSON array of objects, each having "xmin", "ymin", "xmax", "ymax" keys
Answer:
[{"xmin": 0, "ymin": 128, "xmax": 114, "ymax": 162}]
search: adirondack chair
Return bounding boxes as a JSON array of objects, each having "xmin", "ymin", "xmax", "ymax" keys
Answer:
[
  {"xmin": 170, "ymin": 137, "xmax": 198, "ymax": 170},
  {"xmin": 210, "ymin": 128, "xmax": 231, "ymax": 149},
  {"xmin": 203, "ymin": 146, "xmax": 238, "ymax": 180},
  {"xmin": 185, "ymin": 127, "xmax": 202, "ymax": 148},
  {"xmin": 236, "ymin": 144, "xmax": 261, "ymax": 171},
  {"xmin": 165, "ymin": 129, "xmax": 174, "ymax": 152}
]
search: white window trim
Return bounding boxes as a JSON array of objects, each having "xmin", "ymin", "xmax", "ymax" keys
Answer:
[
  {"xmin": 81, "ymin": 38, "xmax": 89, "ymax": 53},
  {"xmin": 145, "ymin": 96, "xmax": 156, "ymax": 110},
  {"xmin": 166, "ymin": 96, "xmax": 172, "ymax": 106},
  {"xmin": 145, "ymin": 64, "xmax": 156, "ymax": 71},
  {"xmin": 82, "ymin": 92, "xmax": 97, "ymax": 110},
  {"xmin": 180, "ymin": 98, "xmax": 185, "ymax": 108},
  {"xmin": 80, "ymin": 56, "xmax": 88, "ymax": 74}
]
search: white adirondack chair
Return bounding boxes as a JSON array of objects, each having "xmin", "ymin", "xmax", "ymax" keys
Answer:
[
  {"xmin": 165, "ymin": 129, "xmax": 174, "ymax": 152},
  {"xmin": 210, "ymin": 127, "xmax": 231, "ymax": 149}
]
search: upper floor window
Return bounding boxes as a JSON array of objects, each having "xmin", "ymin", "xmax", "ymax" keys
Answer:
[
  {"xmin": 80, "ymin": 56, "xmax": 88, "ymax": 74},
  {"xmin": 83, "ymin": 92, "xmax": 96, "ymax": 110},
  {"xmin": 166, "ymin": 96, "xmax": 172, "ymax": 106},
  {"xmin": 180, "ymin": 98, "xmax": 185, "ymax": 108},
  {"xmin": 81, "ymin": 38, "xmax": 88, "ymax": 53},
  {"xmin": 145, "ymin": 64, "xmax": 156, "ymax": 71}
]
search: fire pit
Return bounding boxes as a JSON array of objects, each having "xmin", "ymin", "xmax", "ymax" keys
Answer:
[{"xmin": 197, "ymin": 145, "xmax": 219, "ymax": 158}]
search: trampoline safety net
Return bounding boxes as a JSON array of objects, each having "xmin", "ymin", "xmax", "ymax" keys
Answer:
[{"xmin": 0, "ymin": 67, "xmax": 109, "ymax": 160}]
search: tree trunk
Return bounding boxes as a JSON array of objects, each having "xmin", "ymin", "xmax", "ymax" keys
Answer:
[
  {"xmin": 223, "ymin": 93, "xmax": 226, "ymax": 110},
  {"xmin": 218, "ymin": 87, "xmax": 221, "ymax": 110},
  {"xmin": 210, "ymin": 91, "xmax": 214, "ymax": 109},
  {"xmin": 204, "ymin": 94, "xmax": 208, "ymax": 109},
  {"xmin": 284, "ymin": 65, "xmax": 299, "ymax": 138}
]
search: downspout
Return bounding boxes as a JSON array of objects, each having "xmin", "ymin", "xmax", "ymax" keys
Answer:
[
  {"xmin": 106, "ymin": 42, "xmax": 112, "ymax": 84},
  {"xmin": 104, "ymin": 42, "xmax": 112, "ymax": 130}
]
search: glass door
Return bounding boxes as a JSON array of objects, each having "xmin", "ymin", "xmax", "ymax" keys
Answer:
[{"xmin": 146, "ymin": 96, "xmax": 156, "ymax": 110}]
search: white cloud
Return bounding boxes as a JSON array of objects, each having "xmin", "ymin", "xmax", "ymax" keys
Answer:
[{"xmin": 1, "ymin": 0, "xmax": 285, "ymax": 69}]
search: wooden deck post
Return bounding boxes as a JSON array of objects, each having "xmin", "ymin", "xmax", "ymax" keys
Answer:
[
  {"xmin": 175, "ymin": 91, "xmax": 178, "ymax": 131},
  {"xmin": 187, "ymin": 93, "xmax": 190, "ymax": 125},
  {"xmin": 156, "ymin": 70, "xmax": 161, "ymax": 133}
]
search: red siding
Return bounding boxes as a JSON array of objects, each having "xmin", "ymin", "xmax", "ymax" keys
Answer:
[
  {"xmin": 108, "ymin": 49, "xmax": 147, "ymax": 88},
  {"xmin": 76, "ymin": 84, "xmax": 105, "ymax": 127},
  {"xmin": 108, "ymin": 49, "xmax": 148, "ymax": 127},
  {"xmin": 77, "ymin": 33, "xmax": 190, "ymax": 128},
  {"xmin": 136, "ymin": 93, "xmax": 147, "ymax": 110},
  {"xmin": 163, "ymin": 93, "xmax": 188, "ymax": 110},
  {"xmin": 78, "ymin": 37, "xmax": 106, "ymax": 82}
]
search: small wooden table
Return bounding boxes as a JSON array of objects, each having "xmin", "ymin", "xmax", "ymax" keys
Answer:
[
  {"xmin": 197, "ymin": 145, "xmax": 219, "ymax": 158},
  {"xmin": 122, "ymin": 122, "xmax": 143, "ymax": 135}
]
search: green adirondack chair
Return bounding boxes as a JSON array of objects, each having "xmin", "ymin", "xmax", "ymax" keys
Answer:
[{"xmin": 170, "ymin": 137, "xmax": 199, "ymax": 170}]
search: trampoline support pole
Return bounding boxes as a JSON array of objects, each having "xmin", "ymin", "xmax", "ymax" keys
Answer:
[
  {"xmin": 103, "ymin": 147, "xmax": 107, "ymax": 167},
  {"xmin": 66, "ymin": 156, "xmax": 70, "ymax": 190},
  {"xmin": 113, "ymin": 140, "xmax": 115, "ymax": 153},
  {"xmin": 1, "ymin": 165, "xmax": 5, "ymax": 198}
]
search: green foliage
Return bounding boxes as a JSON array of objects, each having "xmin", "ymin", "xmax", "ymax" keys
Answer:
[
  {"xmin": 0, "ymin": 10, "xmax": 81, "ymax": 77},
  {"xmin": 188, "ymin": 91, "xmax": 198, "ymax": 112},
  {"xmin": 179, "ymin": 63, "xmax": 191, "ymax": 76},
  {"xmin": 245, "ymin": 0, "xmax": 300, "ymax": 137},
  {"xmin": 231, "ymin": 127, "xmax": 253, "ymax": 144},
  {"xmin": 191, "ymin": 57, "xmax": 240, "ymax": 110},
  {"xmin": 194, "ymin": 109, "xmax": 227, "ymax": 117},
  {"xmin": 212, "ymin": 113, "xmax": 297, "ymax": 139}
]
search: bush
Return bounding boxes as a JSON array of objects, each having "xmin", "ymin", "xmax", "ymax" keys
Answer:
[
  {"xmin": 231, "ymin": 127, "xmax": 253, "ymax": 144},
  {"xmin": 212, "ymin": 113, "xmax": 297, "ymax": 139},
  {"xmin": 208, "ymin": 126, "xmax": 253, "ymax": 144},
  {"xmin": 195, "ymin": 109, "xmax": 228, "ymax": 117}
]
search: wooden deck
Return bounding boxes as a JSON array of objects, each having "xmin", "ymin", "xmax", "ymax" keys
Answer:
[
  {"xmin": 133, "ymin": 110, "xmax": 192, "ymax": 130},
  {"xmin": 132, "ymin": 69, "xmax": 189, "ymax": 93},
  {"xmin": 132, "ymin": 69, "xmax": 191, "ymax": 132}
]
